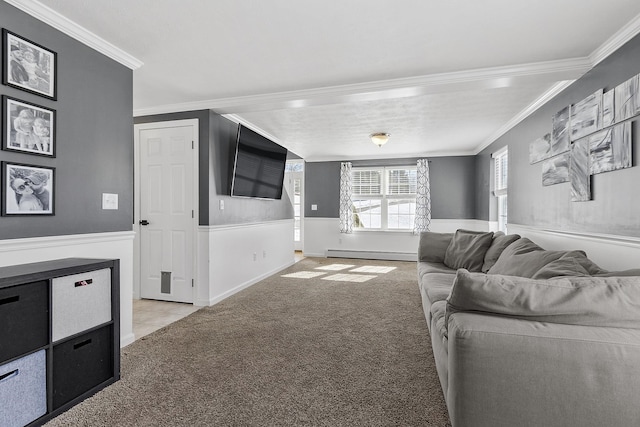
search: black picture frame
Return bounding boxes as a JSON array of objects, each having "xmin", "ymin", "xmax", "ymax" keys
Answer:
[
  {"xmin": 2, "ymin": 161, "xmax": 55, "ymax": 216},
  {"xmin": 2, "ymin": 28, "xmax": 57, "ymax": 101},
  {"xmin": 2, "ymin": 95, "xmax": 56, "ymax": 157}
]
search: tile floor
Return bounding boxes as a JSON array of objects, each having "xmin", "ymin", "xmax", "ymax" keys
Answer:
[
  {"xmin": 133, "ymin": 299, "xmax": 200, "ymax": 340},
  {"xmin": 132, "ymin": 251, "xmax": 305, "ymax": 341}
]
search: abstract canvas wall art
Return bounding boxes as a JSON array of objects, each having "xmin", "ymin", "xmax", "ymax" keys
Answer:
[
  {"xmin": 614, "ymin": 74, "xmax": 639, "ymax": 122},
  {"xmin": 589, "ymin": 121, "xmax": 632, "ymax": 174},
  {"xmin": 601, "ymin": 89, "xmax": 615, "ymax": 128},
  {"xmin": 571, "ymin": 89, "xmax": 602, "ymax": 141},
  {"xmin": 551, "ymin": 105, "xmax": 571, "ymax": 156},
  {"xmin": 570, "ymin": 139, "xmax": 590, "ymax": 202},
  {"xmin": 542, "ymin": 153, "xmax": 570, "ymax": 186},
  {"xmin": 529, "ymin": 133, "xmax": 552, "ymax": 164}
]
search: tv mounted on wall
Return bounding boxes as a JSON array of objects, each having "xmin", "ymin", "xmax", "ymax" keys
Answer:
[{"xmin": 231, "ymin": 125, "xmax": 288, "ymax": 199}]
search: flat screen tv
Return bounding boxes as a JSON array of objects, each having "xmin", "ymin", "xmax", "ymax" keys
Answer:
[{"xmin": 231, "ymin": 125, "xmax": 288, "ymax": 199}]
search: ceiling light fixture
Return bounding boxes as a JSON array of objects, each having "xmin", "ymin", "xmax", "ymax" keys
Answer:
[{"xmin": 370, "ymin": 132, "xmax": 390, "ymax": 147}]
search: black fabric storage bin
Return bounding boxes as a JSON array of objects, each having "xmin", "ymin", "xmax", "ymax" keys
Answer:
[
  {"xmin": 52, "ymin": 325, "xmax": 113, "ymax": 410},
  {"xmin": 0, "ymin": 281, "xmax": 48, "ymax": 363}
]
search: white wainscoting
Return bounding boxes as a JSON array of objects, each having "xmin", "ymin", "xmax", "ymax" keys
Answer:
[
  {"xmin": 0, "ymin": 231, "xmax": 136, "ymax": 347},
  {"xmin": 508, "ymin": 224, "xmax": 640, "ymax": 272},
  {"xmin": 304, "ymin": 218, "xmax": 489, "ymax": 259},
  {"xmin": 196, "ymin": 219, "xmax": 295, "ymax": 307}
]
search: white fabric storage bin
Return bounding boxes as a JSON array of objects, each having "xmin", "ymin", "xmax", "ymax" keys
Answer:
[
  {"xmin": 52, "ymin": 268, "xmax": 112, "ymax": 342},
  {"xmin": 0, "ymin": 349, "xmax": 47, "ymax": 427}
]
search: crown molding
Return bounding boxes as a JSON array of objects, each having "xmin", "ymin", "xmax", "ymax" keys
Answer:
[
  {"xmin": 589, "ymin": 12, "xmax": 640, "ymax": 66},
  {"xmin": 134, "ymin": 57, "xmax": 590, "ymax": 117},
  {"xmin": 4, "ymin": 0, "xmax": 143, "ymax": 70}
]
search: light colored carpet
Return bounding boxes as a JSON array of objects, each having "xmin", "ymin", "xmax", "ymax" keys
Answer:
[{"xmin": 46, "ymin": 257, "xmax": 451, "ymax": 426}]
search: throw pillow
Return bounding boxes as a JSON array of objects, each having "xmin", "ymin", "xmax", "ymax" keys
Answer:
[
  {"xmin": 446, "ymin": 269, "xmax": 640, "ymax": 329},
  {"xmin": 443, "ymin": 229, "xmax": 494, "ymax": 272},
  {"xmin": 487, "ymin": 238, "xmax": 588, "ymax": 278},
  {"xmin": 418, "ymin": 232, "xmax": 454, "ymax": 263},
  {"xmin": 481, "ymin": 233, "xmax": 521, "ymax": 273}
]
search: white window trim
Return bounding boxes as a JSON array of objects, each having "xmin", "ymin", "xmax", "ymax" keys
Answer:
[{"xmin": 352, "ymin": 166, "xmax": 417, "ymax": 231}]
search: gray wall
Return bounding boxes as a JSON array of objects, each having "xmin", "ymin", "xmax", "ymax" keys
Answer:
[
  {"xmin": 305, "ymin": 156, "xmax": 476, "ymax": 219},
  {"xmin": 477, "ymin": 33, "xmax": 640, "ymax": 237},
  {"xmin": 134, "ymin": 112, "xmax": 293, "ymax": 226},
  {"xmin": 0, "ymin": 3, "xmax": 133, "ymax": 239}
]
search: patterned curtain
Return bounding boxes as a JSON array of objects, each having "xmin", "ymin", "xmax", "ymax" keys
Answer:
[
  {"xmin": 339, "ymin": 162, "xmax": 354, "ymax": 233},
  {"xmin": 414, "ymin": 158, "xmax": 431, "ymax": 234}
]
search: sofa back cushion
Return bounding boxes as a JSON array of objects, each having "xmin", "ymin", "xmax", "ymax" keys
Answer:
[
  {"xmin": 418, "ymin": 232, "xmax": 453, "ymax": 263},
  {"xmin": 446, "ymin": 269, "xmax": 640, "ymax": 329},
  {"xmin": 443, "ymin": 229, "xmax": 494, "ymax": 272},
  {"xmin": 481, "ymin": 232, "xmax": 521, "ymax": 273},
  {"xmin": 487, "ymin": 238, "xmax": 581, "ymax": 278}
]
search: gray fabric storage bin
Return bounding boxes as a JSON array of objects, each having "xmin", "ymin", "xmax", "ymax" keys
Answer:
[
  {"xmin": 52, "ymin": 268, "xmax": 112, "ymax": 342},
  {"xmin": 0, "ymin": 349, "xmax": 47, "ymax": 427}
]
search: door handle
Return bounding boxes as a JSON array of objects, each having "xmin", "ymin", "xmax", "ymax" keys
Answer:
[{"xmin": 139, "ymin": 220, "xmax": 150, "ymax": 226}]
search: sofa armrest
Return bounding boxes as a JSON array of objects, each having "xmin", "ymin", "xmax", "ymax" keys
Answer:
[
  {"xmin": 447, "ymin": 312, "xmax": 640, "ymax": 427},
  {"xmin": 418, "ymin": 231, "xmax": 453, "ymax": 263}
]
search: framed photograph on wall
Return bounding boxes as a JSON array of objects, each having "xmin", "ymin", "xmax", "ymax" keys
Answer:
[
  {"xmin": 2, "ymin": 162, "xmax": 54, "ymax": 215},
  {"xmin": 2, "ymin": 29, "xmax": 57, "ymax": 100},
  {"xmin": 2, "ymin": 95, "xmax": 56, "ymax": 157}
]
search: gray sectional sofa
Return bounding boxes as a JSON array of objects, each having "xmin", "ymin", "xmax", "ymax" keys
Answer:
[{"xmin": 418, "ymin": 229, "xmax": 640, "ymax": 427}]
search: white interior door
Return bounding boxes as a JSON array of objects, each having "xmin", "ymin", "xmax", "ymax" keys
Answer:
[{"xmin": 137, "ymin": 122, "xmax": 196, "ymax": 303}]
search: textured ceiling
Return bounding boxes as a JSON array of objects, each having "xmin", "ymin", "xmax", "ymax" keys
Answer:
[{"xmin": 28, "ymin": 0, "xmax": 640, "ymax": 160}]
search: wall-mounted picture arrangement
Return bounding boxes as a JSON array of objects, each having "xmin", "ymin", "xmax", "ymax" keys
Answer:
[
  {"xmin": 2, "ymin": 162, "xmax": 54, "ymax": 215},
  {"xmin": 529, "ymin": 133, "xmax": 552, "ymax": 164},
  {"xmin": 542, "ymin": 153, "xmax": 570, "ymax": 186},
  {"xmin": 2, "ymin": 28, "xmax": 57, "ymax": 100},
  {"xmin": 2, "ymin": 95, "xmax": 55, "ymax": 156}
]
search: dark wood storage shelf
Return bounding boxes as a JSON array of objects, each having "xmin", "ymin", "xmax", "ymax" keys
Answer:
[{"xmin": 0, "ymin": 258, "xmax": 120, "ymax": 427}]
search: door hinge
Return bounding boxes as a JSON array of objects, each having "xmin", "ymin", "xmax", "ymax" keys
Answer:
[
  {"xmin": 192, "ymin": 210, "xmax": 194, "ymax": 218},
  {"xmin": 192, "ymin": 140, "xmax": 194, "ymax": 149},
  {"xmin": 192, "ymin": 279, "xmax": 194, "ymax": 287}
]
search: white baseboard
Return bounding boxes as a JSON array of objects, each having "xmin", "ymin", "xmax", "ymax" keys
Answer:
[
  {"xmin": 508, "ymin": 224, "xmax": 640, "ymax": 271},
  {"xmin": 326, "ymin": 249, "xmax": 416, "ymax": 261}
]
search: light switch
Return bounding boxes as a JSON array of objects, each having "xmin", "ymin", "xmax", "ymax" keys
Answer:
[
  {"xmin": 311, "ymin": 204, "xmax": 318, "ymax": 211},
  {"xmin": 102, "ymin": 193, "xmax": 118, "ymax": 210},
  {"xmin": 219, "ymin": 200, "xmax": 225, "ymax": 210}
]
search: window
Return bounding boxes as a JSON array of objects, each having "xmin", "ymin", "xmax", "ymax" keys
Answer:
[
  {"xmin": 493, "ymin": 148, "xmax": 508, "ymax": 233},
  {"xmin": 352, "ymin": 166, "xmax": 417, "ymax": 230}
]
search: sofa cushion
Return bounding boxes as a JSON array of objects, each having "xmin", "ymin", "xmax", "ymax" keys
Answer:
[
  {"xmin": 418, "ymin": 232, "xmax": 454, "ymax": 263},
  {"xmin": 446, "ymin": 269, "xmax": 640, "ymax": 329},
  {"xmin": 481, "ymin": 232, "xmax": 521, "ymax": 273},
  {"xmin": 487, "ymin": 238, "xmax": 589, "ymax": 278},
  {"xmin": 443, "ymin": 229, "xmax": 494, "ymax": 272},
  {"xmin": 422, "ymin": 274, "xmax": 455, "ymax": 306},
  {"xmin": 418, "ymin": 262, "xmax": 456, "ymax": 281}
]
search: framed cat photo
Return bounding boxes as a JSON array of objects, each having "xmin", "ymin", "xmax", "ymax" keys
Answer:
[
  {"xmin": 2, "ymin": 28, "xmax": 57, "ymax": 100},
  {"xmin": 3, "ymin": 95, "xmax": 56, "ymax": 157},
  {"xmin": 2, "ymin": 162, "xmax": 55, "ymax": 216}
]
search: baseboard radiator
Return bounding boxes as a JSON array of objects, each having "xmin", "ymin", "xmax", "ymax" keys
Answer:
[{"xmin": 325, "ymin": 249, "xmax": 417, "ymax": 262}]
